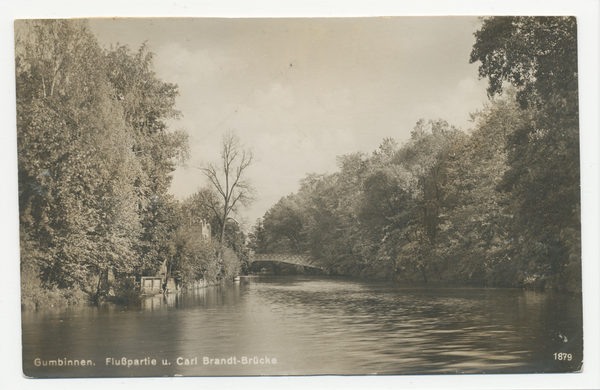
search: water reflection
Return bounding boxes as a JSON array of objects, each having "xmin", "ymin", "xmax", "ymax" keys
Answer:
[{"xmin": 22, "ymin": 275, "xmax": 583, "ymax": 377}]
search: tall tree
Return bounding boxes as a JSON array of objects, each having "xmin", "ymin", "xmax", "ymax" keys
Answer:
[
  {"xmin": 470, "ymin": 16, "xmax": 578, "ymax": 116},
  {"xmin": 16, "ymin": 20, "xmax": 142, "ymax": 290},
  {"xmin": 261, "ymin": 194, "xmax": 306, "ymax": 253},
  {"xmin": 433, "ymin": 92, "xmax": 522, "ymax": 286},
  {"xmin": 105, "ymin": 43, "xmax": 189, "ymax": 276},
  {"xmin": 16, "ymin": 20, "xmax": 189, "ymax": 294},
  {"xmin": 200, "ymin": 130, "xmax": 254, "ymax": 243},
  {"xmin": 138, "ymin": 194, "xmax": 180, "ymax": 276},
  {"xmin": 471, "ymin": 16, "xmax": 581, "ymax": 291},
  {"xmin": 105, "ymin": 43, "xmax": 189, "ymax": 198}
]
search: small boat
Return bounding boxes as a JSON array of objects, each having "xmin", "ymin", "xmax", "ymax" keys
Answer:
[{"xmin": 233, "ymin": 276, "xmax": 241, "ymax": 282}]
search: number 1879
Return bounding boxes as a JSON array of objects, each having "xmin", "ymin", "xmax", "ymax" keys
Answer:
[{"xmin": 554, "ymin": 352, "xmax": 572, "ymax": 361}]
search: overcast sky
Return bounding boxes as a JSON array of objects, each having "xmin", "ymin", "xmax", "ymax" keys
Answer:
[{"xmin": 88, "ymin": 17, "xmax": 489, "ymax": 228}]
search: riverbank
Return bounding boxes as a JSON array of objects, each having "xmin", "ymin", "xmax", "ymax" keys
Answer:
[
  {"xmin": 302, "ymin": 262, "xmax": 581, "ymax": 294},
  {"xmin": 21, "ymin": 276, "xmax": 243, "ymax": 310}
]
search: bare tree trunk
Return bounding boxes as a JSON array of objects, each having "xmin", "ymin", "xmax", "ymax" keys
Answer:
[{"xmin": 199, "ymin": 130, "xmax": 255, "ymax": 244}]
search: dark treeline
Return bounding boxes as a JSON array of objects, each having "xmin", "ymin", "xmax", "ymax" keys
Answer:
[
  {"xmin": 251, "ymin": 17, "xmax": 580, "ymax": 293},
  {"xmin": 17, "ymin": 20, "xmax": 246, "ymax": 308}
]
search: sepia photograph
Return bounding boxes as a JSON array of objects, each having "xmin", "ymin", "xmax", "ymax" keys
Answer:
[{"xmin": 3, "ymin": 1, "xmax": 599, "ymax": 389}]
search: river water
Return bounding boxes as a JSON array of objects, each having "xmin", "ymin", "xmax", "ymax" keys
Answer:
[{"xmin": 22, "ymin": 274, "xmax": 583, "ymax": 377}]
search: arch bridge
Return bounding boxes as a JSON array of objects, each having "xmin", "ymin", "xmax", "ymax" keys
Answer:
[{"xmin": 249, "ymin": 253, "xmax": 323, "ymax": 273}]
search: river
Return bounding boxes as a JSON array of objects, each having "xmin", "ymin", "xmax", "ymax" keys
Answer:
[{"xmin": 21, "ymin": 274, "xmax": 583, "ymax": 377}]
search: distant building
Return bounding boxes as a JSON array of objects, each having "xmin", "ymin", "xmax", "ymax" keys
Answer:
[{"xmin": 200, "ymin": 219, "xmax": 211, "ymax": 241}]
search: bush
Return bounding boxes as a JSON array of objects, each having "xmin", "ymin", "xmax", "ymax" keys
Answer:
[
  {"xmin": 21, "ymin": 285, "xmax": 88, "ymax": 310},
  {"xmin": 170, "ymin": 233, "xmax": 243, "ymax": 288},
  {"xmin": 103, "ymin": 278, "xmax": 142, "ymax": 305}
]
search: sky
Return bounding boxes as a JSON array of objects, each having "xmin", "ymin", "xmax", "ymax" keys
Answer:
[{"xmin": 88, "ymin": 17, "xmax": 489, "ymax": 228}]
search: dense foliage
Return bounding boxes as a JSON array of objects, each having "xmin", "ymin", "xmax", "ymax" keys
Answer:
[
  {"xmin": 18, "ymin": 16, "xmax": 581, "ymax": 308},
  {"xmin": 17, "ymin": 20, "xmax": 244, "ymax": 307},
  {"xmin": 252, "ymin": 16, "xmax": 581, "ymax": 292}
]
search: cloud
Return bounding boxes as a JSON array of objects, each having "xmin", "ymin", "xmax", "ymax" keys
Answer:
[{"xmin": 154, "ymin": 42, "xmax": 228, "ymax": 86}]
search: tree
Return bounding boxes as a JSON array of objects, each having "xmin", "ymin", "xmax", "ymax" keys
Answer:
[
  {"xmin": 433, "ymin": 92, "xmax": 523, "ymax": 286},
  {"xmin": 105, "ymin": 43, "xmax": 189, "ymax": 278},
  {"xmin": 16, "ymin": 20, "xmax": 143, "ymax": 291},
  {"xmin": 260, "ymin": 195, "xmax": 306, "ymax": 253},
  {"xmin": 470, "ymin": 16, "xmax": 578, "ymax": 116},
  {"xmin": 16, "ymin": 20, "xmax": 190, "ymax": 297},
  {"xmin": 105, "ymin": 43, "xmax": 189, "ymax": 198},
  {"xmin": 138, "ymin": 194, "xmax": 180, "ymax": 276},
  {"xmin": 181, "ymin": 188, "xmax": 220, "ymax": 232},
  {"xmin": 200, "ymin": 130, "xmax": 254, "ymax": 243},
  {"xmin": 471, "ymin": 16, "xmax": 581, "ymax": 292},
  {"xmin": 248, "ymin": 219, "xmax": 267, "ymax": 253}
]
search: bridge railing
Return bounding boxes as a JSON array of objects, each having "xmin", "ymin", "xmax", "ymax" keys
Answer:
[{"xmin": 250, "ymin": 253, "xmax": 320, "ymax": 268}]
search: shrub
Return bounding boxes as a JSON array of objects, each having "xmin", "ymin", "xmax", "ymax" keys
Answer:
[
  {"xmin": 104, "ymin": 278, "xmax": 142, "ymax": 305},
  {"xmin": 21, "ymin": 285, "xmax": 88, "ymax": 310}
]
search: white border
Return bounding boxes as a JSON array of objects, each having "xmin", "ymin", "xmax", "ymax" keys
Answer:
[{"xmin": 2, "ymin": 1, "xmax": 598, "ymax": 389}]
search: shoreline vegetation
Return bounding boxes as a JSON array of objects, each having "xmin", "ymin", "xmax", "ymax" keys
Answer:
[
  {"xmin": 17, "ymin": 20, "xmax": 249, "ymax": 310},
  {"xmin": 18, "ymin": 17, "xmax": 581, "ymax": 310},
  {"xmin": 21, "ymin": 242, "xmax": 246, "ymax": 310},
  {"xmin": 249, "ymin": 17, "xmax": 580, "ymax": 294}
]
